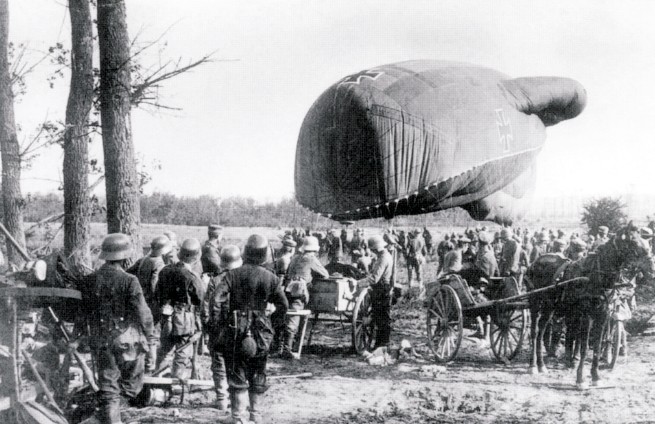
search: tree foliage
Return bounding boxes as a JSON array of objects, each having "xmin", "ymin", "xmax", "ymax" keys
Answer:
[{"xmin": 581, "ymin": 196, "xmax": 627, "ymax": 235}]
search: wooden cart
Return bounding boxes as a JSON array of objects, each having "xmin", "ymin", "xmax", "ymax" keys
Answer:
[
  {"xmin": 425, "ymin": 275, "xmax": 528, "ymax": 363},
  {"xmin": 306, "ymin": 276, "xmax": 375, "ymax": 354}
]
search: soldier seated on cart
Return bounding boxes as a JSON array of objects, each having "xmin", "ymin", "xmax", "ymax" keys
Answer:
[{"xmin": 443, "ymin": 232, "xmax": 499, "ymax": 338}]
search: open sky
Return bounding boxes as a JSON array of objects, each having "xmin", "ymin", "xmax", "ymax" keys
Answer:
[{"xmin": 8, "ymin": 0, "xmax": 655, "ymax": 203}]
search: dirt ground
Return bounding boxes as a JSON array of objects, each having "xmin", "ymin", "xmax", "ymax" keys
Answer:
[{"xmin": 120, "ymin": 279, "xmax": 655, "ymax": 424}]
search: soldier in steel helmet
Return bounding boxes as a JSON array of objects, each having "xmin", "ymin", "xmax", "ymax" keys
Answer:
[
  {"xmin": 280, "ymin": 236, "xmax": 329, "ymax": 359},
  {"xmin": 156, "ymin": 238, "xmax": 206, "ymax": 379},
  {"xmin": 126, "ymin": 235, "xmax": 173, "ymax": 373},
  {"xmin": 212, "ymin": 234, "xmax": 288, "ymax": 424},
  {"xmin": 355, "ymin": 235, "xmax": 394, "ymax": 350},
  {"xmin": 202, "ymin": 224, "xmax": 224, "ymax": 276},
  {"xmin": 80, "ymin": 233, "xmax": 155, "ymax": 424},
  {"xmin": 530, "ymin": 231, "xmax": 549, "ymax": 264},
  {"xmin": 201, "ymin": 245, "xmax": 243, "ymax": 413}
]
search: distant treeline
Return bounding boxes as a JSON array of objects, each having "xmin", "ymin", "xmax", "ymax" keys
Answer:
[{"xmin": 21, "ymin": 192, "xmax": 476, "ymax": 228}]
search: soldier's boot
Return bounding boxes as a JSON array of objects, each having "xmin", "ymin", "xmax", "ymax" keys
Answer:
[
  {"xmin": 249, "ymin": 391, "xmax": 262, "ymax": 424},
  {"xmin": 219, "ymin": 389, "xmax": 249, "ymax": 424},
  {"xmin": 280, "ymin": 327, "xmax": 296, "ymax": 360},
  {"xmin": 98, "ymin": 399, "xmax": 123, "ymax": 424},
  {"xmin": 214, "ymin": 387, "xmax": 230, "ymax": 415}
]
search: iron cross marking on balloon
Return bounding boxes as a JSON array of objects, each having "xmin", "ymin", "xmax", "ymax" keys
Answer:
[
  {"xmin": 495, "ymin": 109, "xmax": 513, "ymax": 152},
  {"xmin": 339, "ymin": 69, "xmax": 383, "ymax": 85}
]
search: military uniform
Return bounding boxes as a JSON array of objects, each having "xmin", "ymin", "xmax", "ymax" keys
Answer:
[
  {"xmin": 201, "ymin": 270, "xmax": 230, "ymax": 409},
  {"xmin": 406, "ymin": 234, "xmax": 426, "ymax": 287},
  {"xmin": 530, "ymin": 242, "xmax": 548, "ymax": 264},
  {"xmin": 274, "ymin": 252, "xmax": 294, "ymax": 278},
  {"xmin": 217, "ymin": 262, "xmax": 288, "ymax": 422},
  {"xmin": 441, "ymin": 248, "xmax": 463, "ymax": 275},
  {"xmin": 423, "ymin": 228, "xmax": 433, "ymax": 255},
  {"xmin": 156, "ymin": 262, "xmax": 205, "ymax": 378},
  {"xmin": 357, "ymin": 247, "xmax": 393, "ymax": 348},
  {"xmin": 326, "ymin": 234, "xmax": 343, "ymax": 263},
  {"xmin": 475, "ymin": 245, "xmax": 499, "ymax": 280},
  {"xmin": 499, "ymin": 238, "xmax": 522, "ymax": 277},
  {"xmin": 82, "ymin": 263, "xmax": 154, "ymax": 424},
  {"xmin": 202, "ymin": 239, "xmax": 222, "ymax": 276},
  {"xmin": 127, "ymin": 254, "xmax": 166, "ymax": 370},
  {"xmin": 283, "ymin": 251, "xmax": 328, "ymax": 355}
]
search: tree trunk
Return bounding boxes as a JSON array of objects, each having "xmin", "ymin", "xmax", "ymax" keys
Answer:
[
  {"xmin": 63, "ymin": 0, "xmax": 93, "ymax": 274},
  {"xmin": 0, "ymin": 0, "xmax": 26, "ymax": 267},
  {"xmin": 97, "ymin": 0, "xmax": 142, "ymax": 258}
]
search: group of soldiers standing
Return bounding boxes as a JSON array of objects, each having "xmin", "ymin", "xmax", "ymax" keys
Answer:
[
  {"xmin": 78, "ymin": 222, "xmax": 655, "ymax": 424},
  {"xmin": 80, "ymin": 225, "xmax": 289, "ymax": 424}
]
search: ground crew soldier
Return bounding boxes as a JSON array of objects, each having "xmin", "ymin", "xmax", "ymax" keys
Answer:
[
  {"xmin": 530, "ymin": 231, "xmax": 549, "ymax": 264},
  {"xmin": 156, "ymin": 238, "xmax": 205, "ymax": 379},
  {"xmin": 436, "ymin": 234, "xmax": 450, "ymax": 273},
  {"xmin": 551, "ymin": 238, "xmax": 568, "ymax": 259},
  {"xmin": 474, "ymin": 232, "xmax": 499, "ymax": 281},
  {"xmin": 423, "ymin": 227, "xmax": 433, "ymax": 256},
  {"xmin": 215, "ymin": 234, "xmax": 288, "ymax": 424},
  {"xmin": 340, "ymin": 228, "xmax": 349, "ymax": 256},
  {"xmin": 499, "ymin": 228, "xmax": 522, "ymax": 279},
  {"xmin": 567, "ymin": 238, "xmax": 587, "ymax": 261},
  {"xmin": 81, "ymin": 234, "xmax": 155, "ymax": 424},
  {"xmin": 406, "ymin": 229, "xmax": 426, "ymax": 291},
  {"xmin": 326, "ymin": 229, "xmax": 343, "ymax": 264},
  {"xmin": 201, "ymin": 245, "xmax": 243, "ymax": 413},
  {"xmin": 355, "ymin": 235, "xmax": 394, "ymax": 350},
  {"xmin": 352, "ymin": 249, "xmax": 372, "ymax": 273},
  {"xmin": 591, "ymin": 226, "xmax": 610, "ymax": 252},
  {"xmin": 281, "ymin": 236, "xmax": 329, "ymax": 359},
  {"xmin": 274, "ymin": 237, "xmax": 296, "ymax": 278},
  {"xmin": 127, "ymin": 235, "xmax": 172, "ymax": 373},
  {"xmin": 202, "ymin": 224, "xmax": 223, "ymax": 276},
  {"xmin": 440, "ymin": 238, "xmax": 469, "ymax": 276}
]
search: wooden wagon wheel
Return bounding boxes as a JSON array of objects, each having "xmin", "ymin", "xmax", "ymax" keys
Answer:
[
  {"xmin": 426, "ymin": 284, "xmax": 463, "ymax": 363},
  {"xmin": 489, "ymin": 276, "xmax": 527, "ymax": 362},
  {"xmin": 351, "ymin": 289, "xmax": 376, "ymax": 354},
  {"xmin": 601, "ymin": 319, "xmax": 623, "ymax": 369},
  {"xmin": 490, "ymin": 307, "xmax": 527, "ymax": 362}
]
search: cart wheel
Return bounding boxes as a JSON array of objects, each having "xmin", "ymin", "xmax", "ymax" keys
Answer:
[
  {"xmin": 490, "ymin": 307, "xmax": 527, "ymax": 362},
  {"xmin": 426, "ymin": 284, "xmax": 463, "ymax": 363},
  {"xmin": 352, "ymin": 289, "xmax": 376, "ymax": 354},
  {"xmin": 601, "ymin": 319, "xmax": 623, "ymax": 369}
]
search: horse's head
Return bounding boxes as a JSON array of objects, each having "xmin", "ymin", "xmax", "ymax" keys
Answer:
[{"xmin": 610, "ymin": 222, "xmax": 655, "ymax": 281}]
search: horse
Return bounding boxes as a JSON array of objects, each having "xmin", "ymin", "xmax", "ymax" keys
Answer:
[{"xmin": 525, "ymin": 223, "xmax": 654, "ymax": 389}]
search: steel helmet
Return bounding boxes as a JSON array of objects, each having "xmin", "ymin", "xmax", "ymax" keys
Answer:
[
  {"xmin": 500, "ymin": 228, "xmax": 512, "ymax": 240},
  {"xmin": 477, "ymin": 231, "xmax": 491, "ymax": 244},
  {"xmin": 220, "ymin": 245, "xmax": 242, "ymax": 269},
  {"xmin": 150, "ymin": 235, "xmax": 172, "ymax": 257},
  {"xmin": 244, "ymin": 234, "xmax": 269, "ymax": 264},
  {"xmin": 302, "ymin": 236, "xmax": 320, "ymax": 252},
  {"xmin": 282, "ymin": 238, "xmax": 297, "ymax": 248},
  {"xmin": 570, "ymin": 238, "xmax": 587, "ymax": 251},
  {"xmin": 368, "ymin": 235, "xmax": 387, "ymax": 251},
  {"xmin": 178, "ymin": 238, "xmax": 201, "ymax": 262},
  {"xmin": 99, "ymin": 233, "xmax": 133, "ymax": 261}
]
